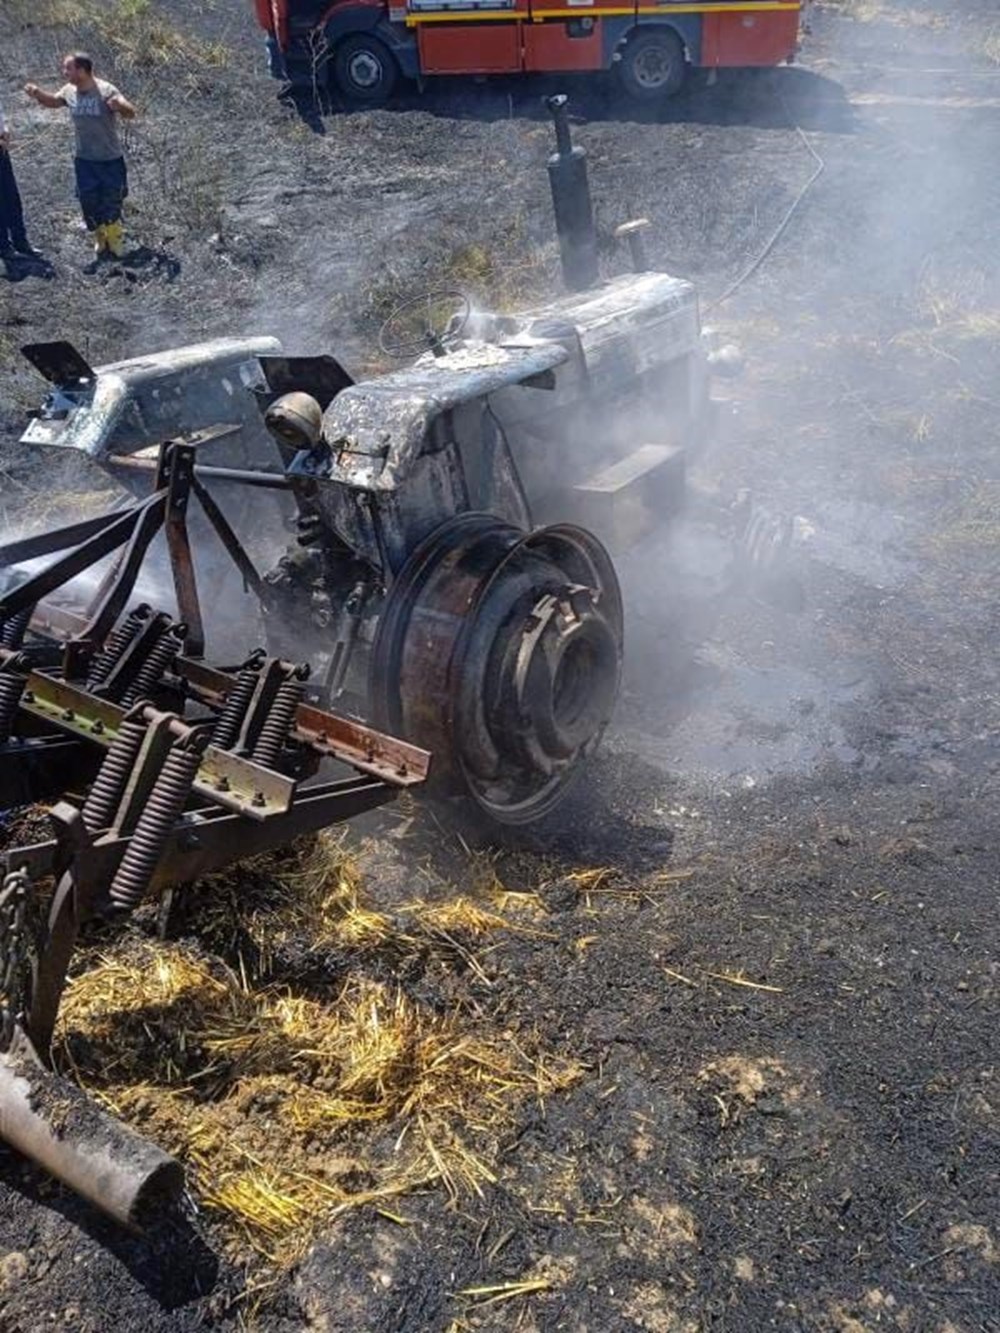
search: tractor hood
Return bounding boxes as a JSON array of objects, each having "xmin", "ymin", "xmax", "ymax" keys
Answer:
[
  {"xmin": 296, "ymin": 339, "xmax": 569, "ymax": 491},
  {"xmin": 19, "ymin": 337, "xmax": 281, "ymax": 462}
]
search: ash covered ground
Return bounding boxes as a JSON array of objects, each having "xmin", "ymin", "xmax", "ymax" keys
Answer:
[{"xmin": 1, "ymin": 1, "xmax": 999, "ymax": 1330}]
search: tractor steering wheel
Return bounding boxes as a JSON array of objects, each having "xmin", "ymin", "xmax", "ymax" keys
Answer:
[{"xmin": 378, "ymin": 288, "xmax": 471, "ymax": 360}]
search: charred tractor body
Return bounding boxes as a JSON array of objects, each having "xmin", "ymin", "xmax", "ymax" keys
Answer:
[
  {"xmin": 0, "ymin": 102, "xmax": 767, "ymax": 1222},
  {"xmin": 255, "ymin": 0, "xmax": 804, "ymax": 107}
]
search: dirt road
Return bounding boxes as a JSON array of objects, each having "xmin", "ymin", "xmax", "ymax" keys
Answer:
[{"xmin": 1, "ymin": 1, "xmax": 998, "ymax": 1329}]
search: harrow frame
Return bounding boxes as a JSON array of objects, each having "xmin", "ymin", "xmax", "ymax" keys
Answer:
[{"xmin": 0, "ymin": 437, "xmax": 429, "ymax": 1227}]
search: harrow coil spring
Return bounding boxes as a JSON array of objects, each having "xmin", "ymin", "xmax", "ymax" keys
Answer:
[
  {"xmin": 211, "ymin": 650, "xmax": 266, "ymax": 750},
  {"xmin": 251, "ymin": 670, "xmax": 306, "ymax": 769},
  {"xmin": 0, "ymin": 655, "xmax": 28, "ymax": 746},
  {"xmin": 81, "ymin": 714, "xmax": 151, "ymax": 833},
  {"xmin": 86, "ymin": 604, "xmax": 151, "ymax": 689},
  {"xmin": 0, "ymin": 608, "xmax": 32, "ymax": 650},
  {"xmin": 120, "ymin": 622, "xmax": 187, "ymax": 708},
  {"xmin": 108, "ymin": 741, "xmax": 203, "ymax": 913}
]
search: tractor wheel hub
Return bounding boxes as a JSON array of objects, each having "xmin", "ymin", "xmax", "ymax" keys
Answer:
[
  {"xmin": 502, "ymin": 586, "xmax": 620, "ymax": 776},
  {"xmin": 370, "ymin": 514, "xmax": 623, "ymax": 824}
]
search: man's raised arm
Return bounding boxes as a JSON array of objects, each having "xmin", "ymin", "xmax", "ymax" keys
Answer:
[{"xmin": 23, "ymin": 84, "xmax": 67, "ymax": 109}]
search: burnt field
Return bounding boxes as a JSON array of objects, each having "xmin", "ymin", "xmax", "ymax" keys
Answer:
[{"xmin": 1, "ymin": 1, "xmax": 999, "ymax": 1330}]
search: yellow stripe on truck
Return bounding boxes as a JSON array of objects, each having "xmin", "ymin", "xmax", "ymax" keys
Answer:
[{"xmin": 405, "ymin": 2, "xmax": 800, "ymax": 22}]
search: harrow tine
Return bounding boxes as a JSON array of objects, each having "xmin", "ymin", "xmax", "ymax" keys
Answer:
[
  {"xmin": 80, "ymin": 705, "xmax": 151, "ymax": 833},
  {"xmin": 119, "ymin": 620, "xmax": 188, "ymax": 708}
]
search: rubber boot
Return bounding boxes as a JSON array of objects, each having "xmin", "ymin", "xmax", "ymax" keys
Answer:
[
  {"xmin": 83, "ymin": 225, "xmax": 108, "ymax": 273},
  {"xmin": 103, "ymin": 220, "xmax": 126, "ymax": 259}
]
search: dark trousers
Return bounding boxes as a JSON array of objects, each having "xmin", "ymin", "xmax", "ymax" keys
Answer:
[
  {"xmin": 74, "ymin": 156, "xmax": 128, "ymax": 231},
  {"xmin": 0, "ymin": 148, "xmax": 28, "ymax": 248}
]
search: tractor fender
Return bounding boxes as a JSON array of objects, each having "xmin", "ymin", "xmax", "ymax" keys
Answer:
[{"xmin": 320, "ymin": 7, "xmax": 419, "ymax": 78}]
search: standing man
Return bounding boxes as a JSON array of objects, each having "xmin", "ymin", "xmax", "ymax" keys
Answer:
[
  {"xmin": 0, "ymin": 95, "xmax": 36, "ymax": 259},
  {"xmin": 24, "ymin": 53, "xmax": 136, "ymax": 261}
]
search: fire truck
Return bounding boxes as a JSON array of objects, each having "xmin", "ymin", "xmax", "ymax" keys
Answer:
[{"xmin": 254, "ymin": 0, "xmax": 803, "ymax": 106}]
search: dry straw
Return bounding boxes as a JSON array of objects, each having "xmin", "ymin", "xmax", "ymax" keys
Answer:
[{"xmin": 54, "ymin": 834, "xmax": 582, "ymax": 1267}]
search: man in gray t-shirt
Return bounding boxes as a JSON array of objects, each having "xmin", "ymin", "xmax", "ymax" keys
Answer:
[{"xmin": 25, "ymin": 51, "xmax": 136, "ymax": 262}]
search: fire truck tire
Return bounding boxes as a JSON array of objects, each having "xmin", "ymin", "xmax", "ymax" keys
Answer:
[
  {"xmin": 617, "ymin": 29, "xmax": 686, "ymax": 101},
  {"xmin": 333, "ymin": 34, "xmax": 398, "ymax": 107}
]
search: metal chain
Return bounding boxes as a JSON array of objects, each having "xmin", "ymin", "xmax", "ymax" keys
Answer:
[{"xmin": 0, "ymin": 868, "xmax": 35, "ymax": 1052}]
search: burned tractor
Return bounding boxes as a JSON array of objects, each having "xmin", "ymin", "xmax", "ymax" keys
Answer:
[
  {"xmin": 5, "ymin": 99, "xmax": 735, "ymax": 826},
  {"xmin": 0, "ymin": 99, "xmax": 761, "ymax": 1223}
]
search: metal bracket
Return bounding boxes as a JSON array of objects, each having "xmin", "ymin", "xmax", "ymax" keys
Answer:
[{"xmin": 17, "ymin": 672, "xmax": 296, "ymax": 820}]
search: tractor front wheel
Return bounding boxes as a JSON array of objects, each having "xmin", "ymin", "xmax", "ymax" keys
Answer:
[
  {"xmin": 617, "ymin": 29, "xmax": 687, "ymax": 101},
  {"xmin": 333, "ymin": 34, "xmax": 398, "ymax": 108}
]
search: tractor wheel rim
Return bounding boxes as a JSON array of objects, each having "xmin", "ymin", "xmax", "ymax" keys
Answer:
[
  {"xmin": 634, "ymin": 46, "xmax": 672, "ymax": 88},
  {"xmin": 349, "ymin": 51, "xmax": 382, "ymax": 89}
]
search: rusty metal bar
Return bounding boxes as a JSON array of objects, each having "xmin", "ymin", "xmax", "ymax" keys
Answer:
[
  {"xmin": 109, "ymin": 455, "xmax": 291, "ymax": 490},
  {"xmin": 190, "ymin": 474, "xmax": 266, "ymax": 599},
  {"xmin": 2, "ymin": 776, "xmax": 396, "ymax": 888},
  {"xmin": 0, "ymin": 507, "xmax": 132, "ymax": 568},
  {"xmin": 160, "ymin": 443, "xmax": 205, "ymax": 657},
  {"xmin": 77, "ymin": 493, "xmax": 169, "ymax": 656},
  {"xmin": 294, "ymin": 701, "xmax": 430, "ymax": 786},
  {"xmin": 0, "ymin": 499, "xmax": 162, "ymax": 621},
  {"xmin": 176, "ymin": 657, "xmax": 430, "ymax": 786}
]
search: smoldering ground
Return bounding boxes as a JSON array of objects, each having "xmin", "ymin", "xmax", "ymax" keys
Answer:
[{"xmin": 2, "ymin": 1, "xmax": 1000, "ymax": 1330}]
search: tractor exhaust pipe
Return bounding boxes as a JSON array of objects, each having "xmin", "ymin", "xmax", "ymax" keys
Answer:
[
  {"xmin": 545, "ymin": 95, "xmax": 599, "ymax": 292},
  {"xmin": 0, "ymin": 1034, "xmax": 185, "ymax": 1230}
]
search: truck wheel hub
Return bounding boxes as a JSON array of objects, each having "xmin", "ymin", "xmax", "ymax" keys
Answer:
[
  {"xmin": 348, "ymin": 51, "xmax": 382, "ymax": 88},
  {"xmin": 634, "ymin": 47, "xmax": 672, "ymax": 88}
]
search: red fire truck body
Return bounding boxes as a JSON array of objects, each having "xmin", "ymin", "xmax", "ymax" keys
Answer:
[{"xmin": 254, "ymin": 0, "xmax": 803, "ymax": 105}]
